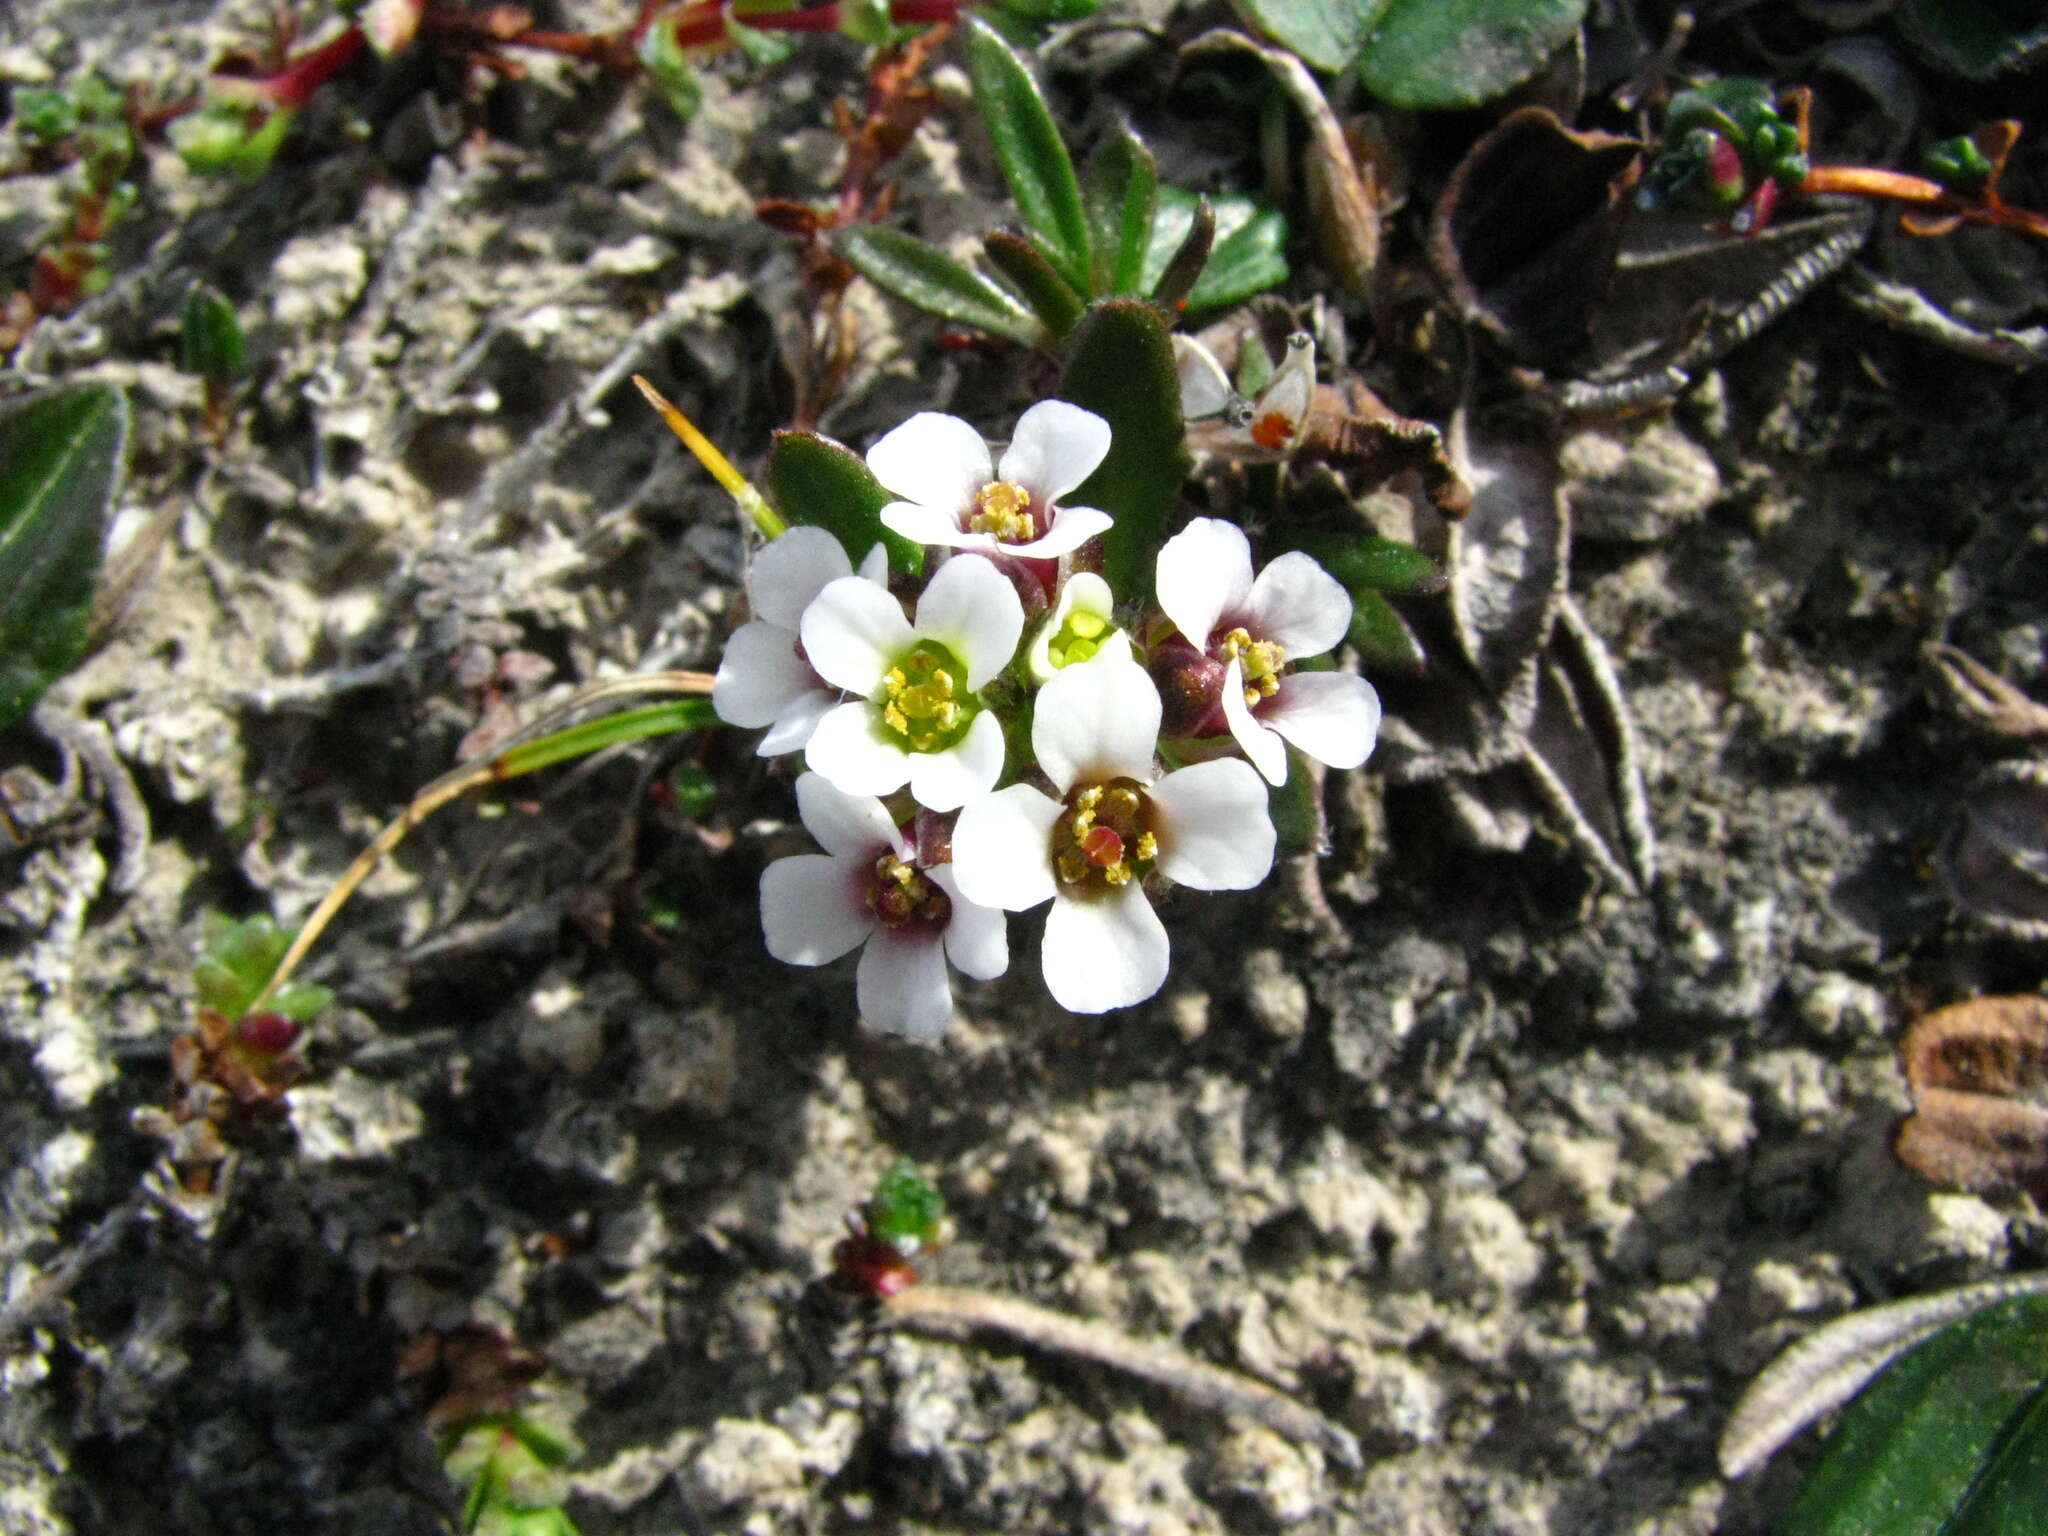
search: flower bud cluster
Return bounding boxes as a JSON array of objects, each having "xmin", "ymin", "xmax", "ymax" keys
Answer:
[{"xmin": 715, "ymin": 400, "xmax": 1381, "ymax": 1033}]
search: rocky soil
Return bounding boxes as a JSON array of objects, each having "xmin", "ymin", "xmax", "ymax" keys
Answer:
[{"xmin": 5, "ymin": 2, "xmax": 2048, "ymax": 1533}]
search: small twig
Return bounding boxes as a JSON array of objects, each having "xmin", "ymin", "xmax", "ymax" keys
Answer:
[
  {"xmin": 883, "ymin": 1284, "xmax": 1362, "ymax": 1470},
  {"xmin": 30, "ymin": 701, "xmax": 151, "ymax": 894}
]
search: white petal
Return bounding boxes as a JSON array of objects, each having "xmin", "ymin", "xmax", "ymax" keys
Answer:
[
  {"xmin": 951, "ymin": 783, "xmax": 1062, "ymax": 910},
  {"xmin": 758, "ymin": 688, "xmax": 835, "ymax": 757},
  {"xmin": 1148, "ymin": 757, "xmax": 1277, "ymax": 890},
  {"xmin": 998, "ymin": 399, "xmax": 1112, "ymax": 506},
  {"xmin": 906, "ymin": 708, "xmax": 1006, "ymax": 812},
  {"xmin": 1028, "ymin": 571, "xmax": 1118, "ymax": 680},
  {"xmin": 1033, "ymin": 650, "xmax": 1161, "ymax": 793},
  {"xmin": 1244, "ymin": 551, "xmax": 1352, "ymax": 657},
  {"xmin": 857, "ymin": 925, "xmax": 955, "ymax": 1040},
  {"xmin": 1262, "ymin": 672, "xmax": 1382, "ymax": 771},
  {"xmin": 912, "ymin": 555, "xmax": 1024, "ymax": 690},
  {"xmin": 804, "ymin": 701, "xmax": 912, "ymax": 797},
  {"xmin": 1247, "ymin": 332, "xmax": 1314, "ymax": 448},
  {"xmin": 929, "ymin": 865, "xmax": 1008, "ymax": 980},
  {"xmin": 749, "ymin": 525, "xmax": 853, "ymax": 630},
  {"xmin": 1156, "ymin": 517, "xmax": 1254, "ymax": 651},
  {"xmin": 856, "ymin": 544, "xmax": 891, "ymax": 584},
  {"xmin": 866, "ymin": 412, "xmax": 992, "ymax": 519},
  {"xmin": 799, "ymin": 576, "xmax": 915, "ymax": 696},
  {"xmin": 1042, "ymin": 885, "xmax": 1169, "ymax": 1013},
  {"xmin": 1002, "ymin": 504, "xmax": 1113, "ymax": 561},
  {"xmin": 881, "ymin": 499, "xmax": 977, "ymax": 549},
  {"xmin": 1174, "ymin": 334, "xmax": 1236, "ymax": 421},
  {"xmin": 1221, "ymin": 656, "xmax": 1290, "ymax": 786},
  {"xmin": 760, "ymin": 854, "xmax": 872, "ymax": 965},
  {"xmin": 795, "ymin": 771, "xmax": 904, "ymax": 859},
  {"xmin": 714, "ymin": 620, "xmax": 813, "ymax": 729}
]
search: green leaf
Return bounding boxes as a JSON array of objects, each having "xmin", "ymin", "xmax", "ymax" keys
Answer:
[
  {"xmin": 1780, "ymin": 1294, "xmax": 2048, "ymax": 1536},
  {"xmin": 838, "ymin": 226, "xmax": 1046, "ymax": 347},
  {"xmin": 1228, "ymin": 0, "xmax": 1389, "ymax": 72},
  {"xmin": 765, "ymin": 430, "xmax": 924, "ymax": 575},
  {"xmin": 1900, "ymin": 0, "xmax": 2048, "ymax": 78},
  {"xmin": 1083, "ymin": 122, "xmax": 1159, "ymax": 297},
  {"xmin": 1059, "ymin": 301, "xmax": 1188, "ymax": 601},
  {"xmin": 1267, "ymin": 745, "xmax": 1323, "ymax": 855},
  {"xmin": 195, "ymin": 913, "xmax": 329, "ymax": 1022},
  {"xmin": 180, "ymin": 285, "xmax": 248, "ymax": 382},
  {"xmin": 1356, "ymin": 0, "xmax": 1589, "ymax": 111},
  {"xmin": 982, "ymin": 229, "xmax": 1086, "ymax": 337},
  {"xmin": 964, "ymin": 18, "xmax": 1092, "ymax": 292},
  {"xmin": 1347, "ymin": 590, "xmax": 1428, "ymax": 676},
  {"xmin": 1140, "ymin": 189, "xmax": 1289, "ymax": 314},
  {"xmin": 494, "ymin": 700, "xmax": 719, "ymax": 779},
  {"xmin": 0, "ymin": 383, "xmax": 127, "ymax": 732},
  {"xmin": 1301, "ymin": 535, "xmax": 1445, "ymax": 596}
]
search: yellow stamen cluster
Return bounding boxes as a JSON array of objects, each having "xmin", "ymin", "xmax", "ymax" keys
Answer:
[
  {"xmin": 968, "ymin": 480, "xmax": 1037, "ymax": 544},
  {"xmin": 867, "ymin": 852, "xmax": 951, "ymax": 931},
  {"xmin": 1046, "ymin": 607, "xmax": 1110, "ymax": 670},
  {"xmin": 881, "ymin": 646, "xmax": 965, "ymax": 752},
  {"xmin": 1219, "ymin": 626, "xmax": 1286, "ymax": 708},
  {"xmin": 1053, "ymin": 780, "xmax": 1158, "ymax": 891}
]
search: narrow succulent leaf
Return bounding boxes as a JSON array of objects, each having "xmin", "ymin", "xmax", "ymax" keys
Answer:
[
  {"xmin": 964, "ymin": 18, "xmax": 1092, "ymax": 290},
  {"xmin": 1267, "ymin": 746, "xmax": 1323, "ymax": 855},
  {"xmin": 1058, "ymin": 301, "xmax": 1188, "ymax": 600},
  {"xmin": 493, "ymin": 700, "xmax": 720, "ymax": 779},
  {"xmin": 765, "ymin": 429, "xmax": 924, "ymax": 575},
  {"xmin": 1302, "ymin": 535, "xmax": 1445, "ymax": 596},
  {"xmin": 1146, "ymin": 194, "xmax": 1216, "ymax": 315},
  {"xmin": 1347, "ymin": 589, "xmax": 1428, "ymax": 676},
  {"xmin": 1083, "ymin": 122, "xmax": 1159, "ymax": 297},
  {"xmin": 1356, "ymin": 0, "xmax": 1590, "ymax": 111},
  {"xmin": 838, "ymin": 226, "xmax": 1046, "ymax": 346},
  {"xmin": 1775, "ymin": 1293, "xmax": 2048, "ymax": 1535},
  {"xmin": 983, "ymin": 229, "xmax": 1087, "ymax": 337},
  {"xmin": 1722, "ymin": 1271, "xmax": 2048, "ymax": 1480},
  {"xmin": 0, "ymin": 383, "xmax": 128, "ymax": 731},
  {"xmin": 1186, "ymin": 203, "xmax": 1289, "ymax": 314},
  {"xmin": 1227, "ymin": 0, "xmax": 1387, "ymax": 71},
  {"xmin": 179, "ymin": 285, "xmax": 247, "ymax": 382}
]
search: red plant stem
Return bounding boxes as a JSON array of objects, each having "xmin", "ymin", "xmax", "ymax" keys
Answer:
[
  {"xmin": 496, "ymin": 28, "xmax": 639, "ymax": 69},
  {"xmin": 738, "ymin": 6, "xmax": 845, "ymax": 34},
  {"xmin": 889, "ymin": 0, "xmax": 961, "ymax": 20},
  {"xmin": 264, "ymin": 25, "xmax": 369, "ymax": 110},
  {"xmin": 1802, "ymin": 164, "xmax": 2048, "ymax": 241}
]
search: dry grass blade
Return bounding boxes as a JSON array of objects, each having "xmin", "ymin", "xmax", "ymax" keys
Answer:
[{"xmin": 884, "ymin": 1284, "xmax": 1362, "ymax": 1470}]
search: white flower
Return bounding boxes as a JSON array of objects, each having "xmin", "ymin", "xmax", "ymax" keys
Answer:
[
  {"xmin": 868, "ymin": 400, "xmax": 1114, "ymax": 561},
  {"xmin": 801, "ymin": 553, "xmax": 1024, "ymax": 811},
  {"xmin": 1026, "ymin": 571, "xmax": 1132, "ymax": 681},
  {"xmin": 951, "ymin": 650, "xmax": 1275, "ymax": 1014},
  {"xmin": 761, "ymin": 774, "xmax": 1007, "ymax": 1039},
  {"xmin": 1155, "ymin": 517, "xmax": 1381, "ymax": 786},
  {"xmin": 713, "ymin": 526, "xmax": 888, "ymax": 756}
]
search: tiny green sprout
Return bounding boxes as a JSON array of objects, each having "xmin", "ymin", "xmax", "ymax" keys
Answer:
[
  {"xmin": 1923, "ymin": 133, "xmax": 1996, "ymax": 194},
  {"xmin": 1641, "ymin": 78, "xmax": 1809, "ymax": 224},
  {"xmin": 665, "ymin": 762, "xmax": 718, "ymax": 818},
  {"xmin": 443, "ymin": 1410, "xmax": 584, "ymax": 1536},
  {"xmin": 13, "ymin": 86, "xmax": 82, "ymax": 143},
  {"xmin": 194, "ymin": 913, "xmax": 333, "ymax": 1024},
  {"xmin": 181, "ymin": 285, "xmax": 247, "ymax": 433},
  {"xmin": 865, "ymin": 1158, "xmax": 948, "ymax": 1255}
]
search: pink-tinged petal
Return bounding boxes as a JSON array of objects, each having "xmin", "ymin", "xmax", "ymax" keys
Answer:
[
  {"xmin": 1002, "ymin": 504, "xmax": 1113, "ymax": 561},
  {"xmin": 758, "ymin": 688, "xmax": 835, "ymax": 757},
  {"xmin": 760, "ymin": 854, "xmax": 872, "ymax": 965},
  {"xmin": 906, "ymin": 708, "xmax": 1006, "ymax": 812},
  {"xmin": 929, "ymin": 865, "xmax": 1008, "ymax": 980},
  {"xmin": 800, "ymin": 575, "xmax": 915, "ymax": 696},
  {"xmin": 805, "ymin": 701, "xmax": 912, "ymax": 797},
  {"xmin": 881, "ymin": 499, "xmax": 976, "ymax": 549},
  {"xmin": 1244, "ymin": 551, "xmax": 1352, "ymax": 657},
  {"xmin": 952, "ymin": 783, "xmax": 1062, "ymax": 910},
  {"xmin": 1032, "ymin": 651, "xmax": 1161, "ymax": 792},
  {"xmin": 866, "ymin": 412, "xmax": 991, "ymax": 518},
  {"xmin": 795, "ymin": 771, "xmax": 904, "ymax": 860},
  {"xmin": 857, "ymin": 924, "xmax": 955, "ymax": 1039},
  {"xmin": 1220, "ymin": 657, "xmax": 1289, "ymax": 786},
  {"xmin": 912, "ymin": 555, "xmax": 1024, "ymax": 690},
  {"xmin": 714, "ymin": 620, "xmax": 813, "ymax": 729},
  {"xmin": 748, "ymin": 525, "xmax": 853, "ymax": 630},
  {"xmin": 856, "ymin": 543, "xmax": 890, "ymax": 584},
  {"xmin": 1156, "ymin": 517, "xmax": 1254, "ymax": 651},
  {"xmin": 1247, "ymin": 333, "xmax": 1314, "ymax": 448},
  {"xmin": 1042, "ymin": 885, "xmax": 1169, "ymax": 1013},
  {"xmin": 1149, "ymin": 757, "xmax": 1277, "ymax": 889},
  {"xmin": 1262, "ymin": 671, "xmax": 1382, "ymax": 772},
  {"xmin": 998, "ymin": 399, "xmax": 1112, "ymax": 506}
]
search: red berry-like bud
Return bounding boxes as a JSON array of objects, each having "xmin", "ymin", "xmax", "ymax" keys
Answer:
[
  {"xmin": 236, "ymin": 1012, "xmax": 299, "ymax": 1055},
  {"xmin": 1148, "ymin": 634, "xmax": 1226, "ymax": 738}
]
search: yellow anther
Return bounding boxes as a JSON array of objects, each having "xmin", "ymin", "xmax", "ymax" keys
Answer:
[
  {"xmin": 1076, "ymin": 785, "xmax": 1103, "ymax": 811},
  {"xmin": 884, "ymin": 702, "xmax": 909, "ymax": 734},
  {"xmin": 1102, "ymin": 862, "xmax": 1131, "ymax": 886},
  {"xmin": 1135, "ymin": 832, "xmax": 1158, "ymax": 862},
  {"xmin": 968, "ymin": 480, "xmax": 1037, "ymax": 543}
]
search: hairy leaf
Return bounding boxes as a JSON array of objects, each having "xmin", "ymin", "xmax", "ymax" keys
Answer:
[
  {"xmin": 838, "ymin": 226, "xmax": 1046, "ymax": 346},
  {"xmin": 1084, "ymin": 121, "xmax": 1159, "ymax": 298},
  {"xmin": 766, "ymin": 431, "xmax": 924, "ymax": 575},
  {"xmin": 965, "ymin": 18, "xmax": 1092, "ymax": 290},
  {"xmin": 1357, "ymin": 0, "xmax": 1588, "ymax": 111},
  {"xmin": 1059, "ymin": 302, "xmax": 1188, "ymax": 600}
]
